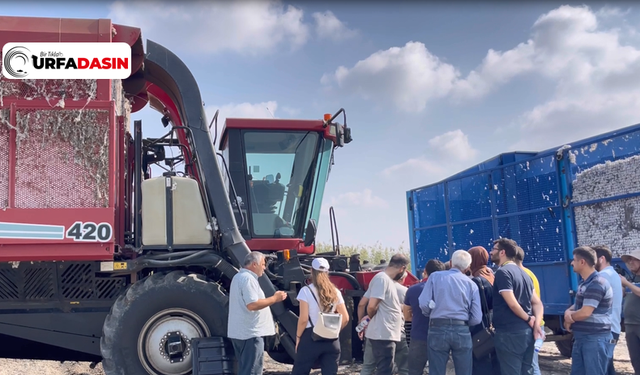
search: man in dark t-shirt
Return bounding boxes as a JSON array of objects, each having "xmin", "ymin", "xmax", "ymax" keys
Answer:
[
  {"xmin": 490, "ymin": 239, "xmax": 544, "ymax": 375},
  {"xmin": 403, "ymin": 259, "xmax": 445, "ymax": 375}
]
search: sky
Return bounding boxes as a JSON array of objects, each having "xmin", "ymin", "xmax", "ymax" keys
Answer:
[{"xmin": 4, "ymin": 0, "xmax": 640, "ymax": 251}]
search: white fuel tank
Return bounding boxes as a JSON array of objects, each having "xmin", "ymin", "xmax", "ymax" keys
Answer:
[{"xmin": 141, "ymin": 175, "xmax": 212, "ymax": 246}]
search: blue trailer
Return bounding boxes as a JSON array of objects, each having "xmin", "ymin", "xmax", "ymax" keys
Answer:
[{"xmin": 406, "ymin": 123, "xmax": 640, "ymax": 357}]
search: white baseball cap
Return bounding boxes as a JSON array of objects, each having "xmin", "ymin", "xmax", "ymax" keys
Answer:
[
  {"xmin": 312, "ymin": 258, "xmax": 330, "ymax": 272},
  {"xmin": 622, "ymin": 249, "xmax": 640, "ymax": 263}
]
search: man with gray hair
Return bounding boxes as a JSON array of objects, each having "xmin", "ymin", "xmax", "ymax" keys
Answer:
[
  {"xmin": 418, "ymin": 250, "xmax": 482, "ymax": 375},
  {"xmin": 228, "ymin": 251, "xmax": 287, "ymax": 375}
]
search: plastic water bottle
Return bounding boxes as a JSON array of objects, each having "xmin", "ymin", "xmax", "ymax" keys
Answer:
[
  {"xmin": 355, "ymin": 317, "xmax": 370, "ymax": 333},
  {"xmin": 534, "ymin": 338, "xmax": 544, "ymax": 352}
]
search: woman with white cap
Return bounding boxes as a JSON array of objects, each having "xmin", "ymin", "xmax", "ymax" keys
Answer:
[{"xmin": 292, "ymin": 257, "xmax": 349, "ymax": 375}]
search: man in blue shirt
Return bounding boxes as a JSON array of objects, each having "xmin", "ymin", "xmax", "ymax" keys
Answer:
[
  {"xmin": 418, "ymin": 250, "xmax": 482, "ymax": 375},
  {"xmin": 403, "ymin": 259, "xmax": 446, "ymax": 375},
  {"xmin": 564, "ymin": 246, "xmax": 614, "ymax": 375},
  {"xmin": 592, "ymin": 245, "xmax": 623, "ymax": 375}
]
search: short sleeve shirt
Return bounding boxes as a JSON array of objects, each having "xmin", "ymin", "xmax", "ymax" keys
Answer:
[
  {"xmin": 227, "ymin": 268, "xmax": 275, "ymax": 340},
  {"xmin": 404, "ymin": 282, "xmax": 430, "ymax": 341},
  {"xmin": 365, "ymin": 272, "xmax": 403, "ymax": 342},
  {"xmin": 492, "ymin": 263, "xmax": 534, "ymax": 331},
  {"xmin": 522, "ymin": 267, "xmax": 545, "ymax": 326},
  {"xmin": 572, "ymin": 271, "xmax": 612, "ymax": 334},
  {"xmin": 598, "ymin": 266, "xmax": 623, "ymax": 333},
  {"xmin": 296, "ymin": 283, "xmax": 345, "ymax": 328}
]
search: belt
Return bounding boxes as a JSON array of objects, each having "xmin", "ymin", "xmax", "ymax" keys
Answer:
[{"xmin": 429, "ymin": 318, "xmax": 468, "ymax": 326}]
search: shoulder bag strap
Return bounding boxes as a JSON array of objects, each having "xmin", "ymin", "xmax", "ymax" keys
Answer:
[
  {"xmin": 473, "ymin": 277, "xmax": 491, "ymax": 328},
  {"xmin": 305, "ymin": 286, "xmax": 316, "ymax": 328}
]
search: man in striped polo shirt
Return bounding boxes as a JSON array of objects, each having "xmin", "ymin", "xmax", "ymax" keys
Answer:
[{"xmin": 564, "ymin": 246, "xmax": 614, "ymax": 375}]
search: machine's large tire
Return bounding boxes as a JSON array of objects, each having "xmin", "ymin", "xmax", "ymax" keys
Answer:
[
  {"xmin": 555, "ymin": 336, "xmax": 574, "ymax": 358},
  {"xmin": 100, "ymin": 270, "xmax": 230, "ymax": 375}
]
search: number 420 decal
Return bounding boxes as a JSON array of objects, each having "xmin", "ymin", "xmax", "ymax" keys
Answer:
[{"xmin": 66, "ymin": 222, "xmax": 113, "ymax": 242}]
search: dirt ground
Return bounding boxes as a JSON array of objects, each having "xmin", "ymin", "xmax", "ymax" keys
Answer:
[{"xmin": 0, "ymin": 333, "xmax": 634, "ymax": 375}]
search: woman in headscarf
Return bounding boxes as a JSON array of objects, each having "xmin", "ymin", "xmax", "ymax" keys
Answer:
[
  {"xmin": 468, "ymin": 246, "xmax": 500, "ymax": 375},
  {"xmin": 469, "ymin": 246, "xmax": 494, "ymax": 285}
]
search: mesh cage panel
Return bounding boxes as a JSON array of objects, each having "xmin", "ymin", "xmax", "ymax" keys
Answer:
[
  {"xmin": 414, "ymin": 226, "xmax": 449, "ymax": 264},
  {"xmin": 572, "ymin": 155, "xmax": 640, "ymax": 203},
  {"xmin": 14, "ymin": 108, "xmax": 110, "ymax": 208},
  {"xmin": 1, "ymin": 56, "xmax": 98, "ymax": 103},
  {"xmin": 448, "ymin": 174, "xmax": 492, "ymax": 222},
  {"xmin": 575, "ymin": 196, "xmax": 640, "ymax": 259},
  {"xmin": 451, "ymin": 219, "xmax": 494, "ymax": 251},
  {"xmin": 0, "ymin": 109, "xmax": 9, "ymax": 208},
  {"xmin": 0, "ymin": 59, "xmax": 21, "ymax": 103},
  {"xmin": 497, "ymin": 207, "xmax": 565, "ymax": 262},
  {"xmin": 573, "ymin": 154, "xmax": 640, "ymax": 258}
]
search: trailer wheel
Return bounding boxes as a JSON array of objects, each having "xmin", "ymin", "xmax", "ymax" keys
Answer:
[
  {"xmin": 555, "ymin": 336, "xmax": 574, "ymax": 358},
  {"xmin": 100, "ymin": 270, "xmax": 230, "ymax": 375}
]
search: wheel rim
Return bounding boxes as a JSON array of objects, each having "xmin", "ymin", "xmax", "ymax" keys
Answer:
[{"xmin": 137, "ymin": 308, "xmax": 211, "ymax": 375}]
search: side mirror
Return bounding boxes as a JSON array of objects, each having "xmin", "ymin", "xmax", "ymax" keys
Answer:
[{"xmin": 304, "ymin": 219, "xmax": 317, "ymax": 247}]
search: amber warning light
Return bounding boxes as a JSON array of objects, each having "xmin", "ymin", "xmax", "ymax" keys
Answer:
[{"xmin": 2, "ymin": 42, "xmax": 132, "ymax": 80}]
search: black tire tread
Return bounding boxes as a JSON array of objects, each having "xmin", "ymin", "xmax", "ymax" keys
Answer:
[
  {"xmin": 100, "ymin": 270, "xmax": 228, "ymax": 375},
  {"xmin": 555, "ymin": 337, "xmax": 573, "ymax": 358}
]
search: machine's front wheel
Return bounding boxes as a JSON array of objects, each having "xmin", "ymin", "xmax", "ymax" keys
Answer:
[{"xmin": 100, "ymin": 270, "xmax": 231, "ymax": 375}]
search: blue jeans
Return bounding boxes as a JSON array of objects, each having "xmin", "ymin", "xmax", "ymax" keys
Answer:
[
  {"xmin": 532, "ymin": 348, "xmax": 540, "ymax": 375},
  {"xmin": 532, "ymin": 325, "xmax": 544, "ymax": 375},
  {"xmin": 427, "ymin": 325, "xmax": 473, "ymax": 375},
  {"xmin": 571, "ymin": 331, "xmax": 614, "ymax": 375},
  {"xmin": 494, "ymin": 327, "xmax": 534, "ymax": 375},
  {"xmin": 606, "ymin": 332, "xmax": 619, "ymax": 375},
  {"xmin": 230, "ymin": 337, "xmax": 264, "ymax": 375}
]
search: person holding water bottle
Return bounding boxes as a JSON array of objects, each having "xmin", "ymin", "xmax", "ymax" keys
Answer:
[
  {"xmin": 514, "ymin": 247, "xmax": 546, "ymax": 375},
  {"xmin": 564, "ymin": 246, "xmax": 614, "ymax": 375}
]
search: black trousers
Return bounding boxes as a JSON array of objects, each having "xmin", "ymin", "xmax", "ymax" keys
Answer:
[
  {"xmin": 291, "ymin": 327, "xmax": 341, "ymax": 375},
  {"xmin": 626, "ymin": 324, "xmax": 640, "ymax": 375},
  {"xmin": 369, "ymin": 339, "xmax": 397, "ymax": 375}
]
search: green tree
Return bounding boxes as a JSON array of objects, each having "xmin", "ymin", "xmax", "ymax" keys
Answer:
[{"xmin": 315, "ymin": 241, "xmax": 412, "ymax": 272}]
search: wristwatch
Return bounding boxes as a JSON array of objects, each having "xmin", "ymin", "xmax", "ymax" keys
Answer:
[{"xmin": 527, "ymin": 315, "xmax": 533, "ymax": 323}]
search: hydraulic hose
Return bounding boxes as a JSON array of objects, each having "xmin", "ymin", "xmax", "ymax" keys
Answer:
[{"xmin": 136, "ymin": 251, "xmax": 238, "ymax": 280}]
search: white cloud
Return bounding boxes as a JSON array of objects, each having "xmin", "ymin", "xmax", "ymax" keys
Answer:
[
  {"xmin": 281, "ymin": 106, "xmax": 301, "ymax": 117},
  {"xmin": 323, "ymin": 5, "xmax": 640, "ymax": 151},
  {"xmin": 205, "ymin": 101, "xmax": 277, "ymax": 147},
  {"xmin": 428, "ymin": 129, "xmax": 478, "ymax": 162},
  {"xmin": 321, "ymin": 41, "xmax": 461, "ymax": 112},
  {"xmin": 108, "ymin": 0, "xmax": 309, "ymax": 55},
  {"xmin": 381, "ymin": 157, "xmax": 445, "ymax": 177},
  {"xmin": 327, "ymin": 188, "xmax": 389, "ymax": 209},
  {"xmin": 381, "ymin": 129, "xmax": 478, "ymax": 190},
  {"xmin": 312, "ymin": 11, "xmax": 358, "ymax": 41},
  {"xmin": 596, "ymin": 6, "xmax": 630, "ymax": 18},
  {"xmin": 508, "ymin": 5, "xmax": 640, "ymax": 149}
]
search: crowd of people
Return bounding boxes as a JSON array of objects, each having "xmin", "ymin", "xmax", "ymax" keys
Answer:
[
  {"xmin": 354, "ymin": 240, "xmax": 640, "ymax": 375},
  {"xmin": 223, "ymin": 240, "xmax": 640, "ymax": 375}
]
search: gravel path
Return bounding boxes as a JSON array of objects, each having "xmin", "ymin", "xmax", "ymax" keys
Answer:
[{"xmin": 0, "ymin": 332, "xmax": 634, "ymax": 374}]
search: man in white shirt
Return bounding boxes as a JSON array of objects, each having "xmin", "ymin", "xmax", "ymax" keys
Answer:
[
  {"xmin": 358, "ymin": 270, "xmax": 409, "ymax": 375},
  {"xmin": 228, "ymin": 252, "xmax": 287, "ymax": 375},
  {"xmin": 593, "ymin": 245, "xmax": 623, "ymax": 375},
  {"xmin": 364, "ymin": 254, "xmax": 410, "ymax": 375}
]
